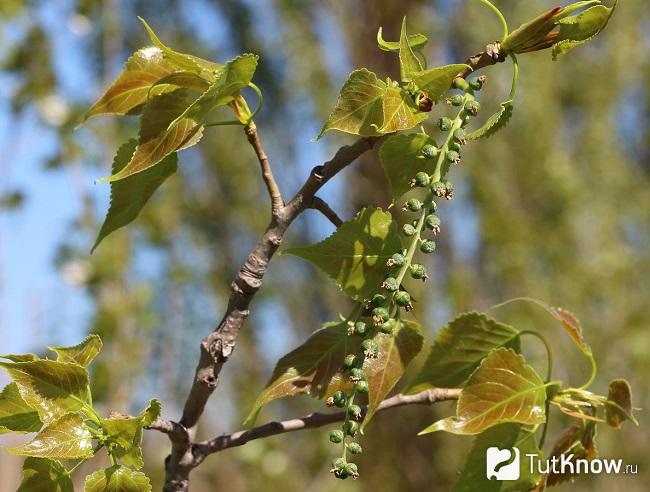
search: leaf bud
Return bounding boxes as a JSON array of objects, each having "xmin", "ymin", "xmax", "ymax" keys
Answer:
[
  {"xmin": 394, "ymin": 290, "xmax": 411, "ymax": 307},
  {"xmin": 403, "ymin": 198, "xmax": 422, "ymax": 212},
  {"xmin": 421, "ymin": 144, "xmax": 438, "ymax": 159},
  {"xmin": 354, "ymin": 380, "xmax": 370, "ymax": 393},
  {"xmin": 329, "ymin": 429, "xmax": 345, "ymax": 443},
  {"xmin": 344, "ymin": 420, "xmax": 360, "ymax": 437},
  {"xmin": 347, "ymin": 442, "xmax": 363, "ymax": 454},
  {"xmin": 420, "ymin": 239, "xmax": 437, "ymax": 253},
  {"xmin": 402, "ymin": 223, "xmax": 416, "ymax": 236},
  {"xmin": 437, "ymin": 117, "xmax": 452, "ymax": 131},
  {"xmin": 361, "ymin": 339, "xmax": 379, "ymax": 358},
  {"xmin": 410, "ymin": 263, "xmax": 428, "ymax": 281},
  {"xmin": 464, "ymin": 100, "xmax": 481, "ymax": 115},
  {"xmin": 387, "ymin": 252, "xmax": 405, "ymax": 267},
  {"xmin": 382, "ymin": 276, "xmax": 399, "ymax": 292}
]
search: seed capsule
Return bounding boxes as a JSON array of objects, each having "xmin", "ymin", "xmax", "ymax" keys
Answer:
[
  {"xmin": 437, "ymin": 117, "xmax": 452, "ymax": 131},
  {"xmin": 402, "ymin": 224, "xmax": 416, "ymax": 236},
  {"xmin": 361, "ymin": 339, "xmax": 379, "ymax": 358},
  {"xmin": 449, "ymin": 94, "xmax": 464, "ymax": 106},
  {"xmin": 464, "ymin": 100, "xmax": 481, "ymax": 115},
  {"xmin": 343, "ymin": 462, "xmax": 359, "ymax": 479},
  {"xmin": 349, "ymin": 368, "xmax": 366, "ymax": 382},
  {"xmin": 411, "ymin": 172, "xmax": 430, "ymax": 188},
  {"xmin": 446, "ymin": 150, "xmax": 460, "ymax": 164},
  {"xmin": 354, "ymin": 322, "xmax": 368, "ymax": 337},
  {"xmin": 420, "ymin": 239, "xmax": 437, "ymax": 253},
  {"xmin": 404, "ymin": 198, "xmax": 422, "ymax": 212},
  {"xmin": 348, "ymin": 404, "xmax": 363, "ymax": 420},
  {"xmin": 343, "ymin": 353, "xmax": 357, "ymax": 369},
  {"xmin": 469, "ymin": 77, "xmax": 484, "ymax": 91},
  {"xmin": 347, "ymin": 442, "xmax": 363, "ymax": 454},
  {"xmin": 344, "ymin": 420, "xmax": 360, "ymax": 437},
  {"xmin": 372, "ymin": 293, "xmax": 387, "ymax": 306},
  {"xmin": 380, "ymin": 320, "xmax": 394, "ymax": 334},
  {"xmin": 431, "ymin": 181, "xmax": 446, "ymax": 197},
  {"xmin": 387, "ymin": 253, "xmax": 405, "ymax": 267},
  {"xmin": 394, "ymin": 290, "xmax": 411, "ymax": 307},
  {"xmin": 424, "ymin": 214, "xmax": 441, "ymax": 231},
  {"xmin": 329, "ymin": 429, "xmax": 345, "ymax": 443},
  {"xmin": 332, "ymin": 457, "xmax": 346, "ymax": 469},
  {"xmin": 372, "ymin": 307, "xmax": 389, "ymax": 325},
  {"xmin": 410, "ymin": 263, "xmax": 428, "ymax": 281},
  {"xmin": 421, "ymin": 144, "xmax": 438, "ymax": 159},
  {"xmin": 382, "ymin": 276, "xmax": 399, "ymax": 292},
  {"xmin": 354, "ymin": 380, "xmax": 370, "ymax": 393},
  {"xmin": 333, "ymin": 390, "xmax": 347, "ymax": 407},
  {"xmin": 453, "ymin": 128, "xmax": 467, "ymax": 143}
]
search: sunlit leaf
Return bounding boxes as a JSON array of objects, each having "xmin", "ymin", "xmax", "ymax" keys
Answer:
[
  {"xmin": 466, "ymin": 101, "xmax": 513, "ymax": 140},
  {"xmin": 379, "ymin": 85, "xmax": 427, "ymax": 133},
  {"xmin": 552, "ymin": 2, "xmax": 617, "ymax": 60},
  {"xmin": 361, "ymin": 320, "xmax": 423, "ymax": 430},
  {"xmin": 605, "ymin": 379, "xmax": 635, "ymax": 428},
  {"xmin": 408, "ymin": 312, "xmax": 520, "ymax": 393},
  {"xmin": 501, "ymin": 7, "xmax": 562, "ymax": 53},
  {"xmin": 377, "ymin": 26, "xmax": 428, "ymax": 53},
  {"xmin": 17, "ymin": 457, "xmax": 74, "ymax": 492},
  {"xmin": 419, "ymin": 348, "xmax": 546, "ymax": 435},
  {"xmin": 399, "ymin": 17, "xmax": 422, "ymax": 81},
  {"xmin": 8, "ymin": 413, "xmax": 93, "ymax": 458},
  {"xmin": 0, "ymin": 382, "xmax": 42, "ymax": 434},
  {"xmin": 99, "ymin": 89, "xmax": 203, "ymax": 182},
  {"xmin": 0, "ymin": 360, "xmax": 89, "ymax": 423},
  {"xmin": 284, "ymin": 207, "xmax": 402, "ymax": 301},
  {"xmin": 84, "ymin": 466, "xmax": 152, "ymax": 492},
  {"xmin": 92, "ymin": 140, "xmax": 177, "ymax": 252},
  {"xmin": 48, "ymin": 334, "xmax": 102, "ymax": 367},
  {"xmin": 147, "ymin": 71, "xmax": 211, "ymax": 95},
  {"xmin": 1, "ymin": 354, "xmax": 40, "ymax": 362},
  {"xmin": 410, "ymin": 64, "xmax": 470, "ymax": 101},
  {"xmin": 453, "ymin": 423, "xmax": 542, "ymax": 492},
  {"xmin": 317, "ymin": 69, "xmax": 386, "ymax": 138}
]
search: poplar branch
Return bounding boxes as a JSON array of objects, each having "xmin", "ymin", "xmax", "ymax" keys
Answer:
[{"xmin": 309, "ymin": 196, "xmax": 344, "ymax": 227}]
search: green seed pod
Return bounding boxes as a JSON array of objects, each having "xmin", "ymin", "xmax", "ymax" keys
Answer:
[
  {"xmin": 354, "ymin": 380, "xmax": 370, "ymax": 393},
  {"xmin": 413, "ymin": 171, "xmax": 430, "ymax": 187},
  {"xmin": 344, "ymin": 420, "xmax": 360, "ymax": 437},
  {"xmin": 410, "ymin": 263, "xmax": 428, "ymax": 280},
  {"xmin": 354, "ymin": 322, "xmax": 368, "ymax": 337},
  {"xmin": 469, "ymin": 76, "xmax": 484, "ymax": 91},
  {"xmin": 361, "ymin": 339, "xmax": 379, "ymax": 358},
  {"xmin": 449, "ymin": 94, "xmax": 464, "ymax": 106},
  {"xmin": 420, "ymin": 239, "xmax": 437, "ymax": 253},
  {"xmin": 387, "ymin": 253, "xmax": 405, "ymax": 267},
  {"xmin": 343, "ymin": 353, "xmax": 357, "ymax": 369},
  {"xmin": 349, "ymin": 368, "xmax": 366, "ymax": 382},
  {"xmin": 372, "ymin": 293, "xmax": 387, "ymax": 306},
  {"xmin": 448, "ymin": 140, "xmax": 461, "ymax": 152},
  {"xmin": 348, "ymin": 404, "xmax": 363, "ymax": 420},
  {"xmin": 332, "ymin": 457, "xmax": 346, "ymax": 469},
  {"xmin": 347, "ymin": 442, "xmax": 363, "ymax": 454},
  {"xmin": 382, "ymin": 276, "xmax": 399, "ymax": 292},
  {"xmin": 404, "ymin": 198, "xmax": 422, "ymax": 212},
  {"xmin": 424, "ymin": 214, "xmax": 441, "ymax": 230},
  {"xmin": 464, "ymin": 100, "xmax": 481, "ymax": 115},
  {"xmin": 372, "ymin": 307, "xmax": 389, "ymax": 322},
  {"xmin": 437, "ymin": 117, "xmax": 452, "ymax": 131},
  {"xmin": 329, "ymin": 429, "xmax": 345, "ymax": 443},
  {"xmin": 344, "ymin": 463, "xmax": 359, "ymax": 479},
  {"xmin": 421, "ymin": 144, "xmax": 438, "ymax": 159},
  {"xmin": 446, "ymin": 150, "xmax": 460, "ymax": 164},
  {"xmin": 334, "ymin": 468, "xmax": 349, "ymax": 480},
  {"xmin": 333, "ymin": 390, "xmax": 347, "ymax": 407},
  {"xmin": 453, "ymin": 128, "xmax": 467, "ymax": 142},
  {"xmin": 379, "ymin": 320, "xmax": 394, "ymax": 334},
  {"xmin": 431, "ymin": 181, "xmax": 446, "ymax": 197},
  {"xmin": 394, "ymin": 290, "xmax": 411, "ymax": 307},
  {"xmin": 402, "ymin": 223, "xmax": 416, "ymax": 236}
]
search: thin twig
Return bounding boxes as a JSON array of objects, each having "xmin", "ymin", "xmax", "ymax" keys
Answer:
[
  {"xmin": 309, "ymin": 196, "xmax": 343, "ymax": 227},
  {"xmin": 244, "ymin": 122, "xmax": 284, "ymax": 215}
]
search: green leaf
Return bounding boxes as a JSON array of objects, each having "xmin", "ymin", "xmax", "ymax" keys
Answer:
[
  {"xmin": 378, "ymin": 85, "xmax": 427, "ymax": 133},
  {"xmin": 8, "ymin": 413, "xmax": 93, "ymax": 458},
  {"xmin": 84, "ymin": 466, "xmax": 152, "ymax": 492},
  {"xmin": 552, "ymin": 2, "xmax": 617, "ymax": 60},
  {"xmin": 284, "ymin": 207, "xmax": 402, "ymax": 301},
  {"xmin": 399, "ymin": 18, "xmax": 422, "ymax": 81},
  {"xmin": 99, "ymin": 89, "xmax": 203, "ymax": 182},
  {"xmin": 17, "ymin": 457, "xmax": 74, "ymax": 492},
  {"xmin": 466, "ymin": 101, "xmax": 513, "ymax": 140},
  {"xmin": 1, "ymin": 353, "xmax": 40, "ymax": 362},
  {"xmin": 167, "ymin": 53, "xmax": 258, "ymax": 130},
  {"xmin": 0, "ymin": 360, "xmax": 89, "ymax": 423},
  {"xmin": 92, "ymin": 140, "xmax": 177, "ymax": 252},
  {"xmin": 419, "ymin": 348, "xmax": 546, "ymax": 435},
  {"xmin": 146, "ymin": 71, "xmax": 212, "ymax": 95},
  {"xmin": 379, "ymin": 133, "xmax": 438, "ymax": 201},
  {"xmin": 139, "ymin": 17, "xmax": 221, "ymax": 76},
  {"xmin": 605, "ymin": 379, "xmax": 635, "ymax": 428},
  {"xmin": 0, "ymin": 382, "xmax": 42, "ymax": 434},
  {"xmin": 408, "ymin": 312, "xmax": 520, "ymax": 393},
  {"xmin": 83, "ymin": 47, "xmax": 178, "ymax": 121},
  {"xmin": 244, "ymin": 321, "xmax": 357, "ymax": 425},
  {"xmin": 453, "ymin": 424, "xmax": 542, "ymax": 492},
  {"xmin": 317, "ymin": 69, "xmax": 386, "ymax": 138},
  {"xmin": 361, "ymin": 320, "xmax": 423, "ymax": 430},
  {"xmin": 102, "ymin": 399, "xmax": 162, "ymax": 469},
  {"xmin": 501, "ymin": 6, "xmax": 562, "ymax": 53},
  {"xmin": 377, "ymin": 26, "xmax": 428, "ymax": 53},
  {"xmin": 48, "ymin": 335, "xmax": 103, "ymax": 367},
  {"xmin": 410, "ymin": 64, "xmax": 470, "ymax": 102}
]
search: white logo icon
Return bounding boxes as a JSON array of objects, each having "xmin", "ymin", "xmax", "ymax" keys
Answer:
[{"xmin": 486, "ymin": 447, "xmax": 520, "ymax": 480}]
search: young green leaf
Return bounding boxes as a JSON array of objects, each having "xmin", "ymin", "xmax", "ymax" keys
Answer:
[
  {"xmin": 0, "ymin": 382, "xmax": 42, "ymax": 434},
  {"xmin": 410, "ymin": 64, "xmax": 470, "ymax": 101},
  {"xmin": 552, "ymin": 1, "xmax": 617, "ymax": 60},
  {"xmin": 244, "ymin": 321, "xmax": 358, "ymax": 425},
  {"xmin": 48, "ymin": 334, "xmax": 103, "ymax": 367},
  {"xmin": 605, "ymin": 379, "xmax": 635, "ymax": 428},
  {"xmin": 92, "ymin": 139, "xmax": 177, "ymax": 252},
  {"xmin": 379, "ymin": 85, "xmax": 427, "ymax": 133},
  {"xmin": 377, "ymin": 26, "xmax": 428, "ymax": 53},
  {"xmin": 99, "ymin": 89, "xmax": 203, "ymax": 182},
  {"xmin": 283, "ymin": 207, "xmax": 402, "ymax": 301},
  {"xmin": 0, "ymin": 353, "xmax": 39, "ymax": 362},
  {"xmin": 408, "ymin": 312, "xmax": 520, "ymax": 393},
  {"xmin": 8, "ymin": 413, "xmax": 94, "ymax": 459},
  {"xmin": 419, "ymin": 348, "xmax": 546, "ymax": 435},
  {"xmin": 399, "ymin": 17, "xmax": 423, "ymax": 81},
  {"xmin": 18, "ymin": 457, "xmax": 74, "ymax": 492},
  {"xmin": 466, "ymin": 100, "xmax": 513, "ymax": 140},
  {"xmin": 453, "ymin": 424, "xmax": 542, "ymax": 492},
  {"xmin": 84, "ymin": 466, "xmax": 152, "ymax": 492},
  {"xmin": 379, "ymin": 133, "xmax": 438, "ymax": 201},
  {"xmin": 316, "ymin": 69, "xmax": 386, "ymax": 138},
  {"xmin": 361, "ymin": 320, "xmax": 423, "ymax": 430},
  {"xmin": 0, "ymin": 360, "xmax": 89, "ymax": 423}
]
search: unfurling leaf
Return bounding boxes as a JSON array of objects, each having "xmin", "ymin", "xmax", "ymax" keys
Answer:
[
  {"xmin": 398, "ymin": 18, "xmax": 423, "ymax": 81},
  {"xmin": 18, "ymin": 457, "xmax": 74, "ymax": 492},
  {"xmin": 92, "ymin": 139, "xmax": 177, "ymax": 252},
  {"xmin": 466, "ymin": 100, "xmax": 513, "ymax": 140},
  {"xmin": 84, "ymin": 466, "xmax": 152, "ymax": 492},
  {"xmin": 8, "ymin": 413, "xmax": 93, "ymax": 459},
  {"xmin": 100, "ymin": 89, "xmax": 202, "ymax": 182},
  {"xmin": 552, "ymin": 1, "xmax": 617, "ymax": 59},
  {"xmin": 48, "ymin": 334, "xmax": 103, "ymax": 367},
  {"xmin": 379, "ymin": 133, "xmax": 437, "ymax": 201},
  {"xmin": 284, "ymin": 207, "xmax": 402, "ymax": 300},
  {"xmin": 361, "ymin": 320, "xmax": 423, "ymax": 430},
  {"xmin": 605, "ymin": 379, "xmax": 635, "ymax": 428},
  {"xmin": 377, "ymin": 26, "xmax": 428, "ymax": 53},
  {"xmin": 453, "ymin": 424, "xmax": 542, "ymax": 492},
  {"xmin": 410, "ymin": 64, "xmax": 470, "ymax": 102},
  {"xmin": 0, "ymin": 360, "xmax": 89, "ymax": 423},
  {"xmin": 408, "ymin": 312, "xmax": 520, "ymax": 393},
  {"xmin": 0, "ymin": 382, "xmax": 42, "ymax": 434},
  {"xmin": 379, "ymin": 86, "xmax": 427, "ymax": 133},
  {"xmin": 419, "ymin": 348, "xmax": 546, "ymax": 435}
]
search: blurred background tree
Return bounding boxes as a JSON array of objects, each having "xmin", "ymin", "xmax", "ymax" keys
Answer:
[{"xmin": 0, "ymin": 0, "xmax": 647, "ymax": 490}]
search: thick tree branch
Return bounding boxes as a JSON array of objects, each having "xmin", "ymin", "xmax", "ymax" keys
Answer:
[
  {"xmin": 244, "ymin": 122, "xmax": 284, "ymax": 214},
  {"xmin": 308, "ymin": 196, "xmax": 344, "ymax": 227}
]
